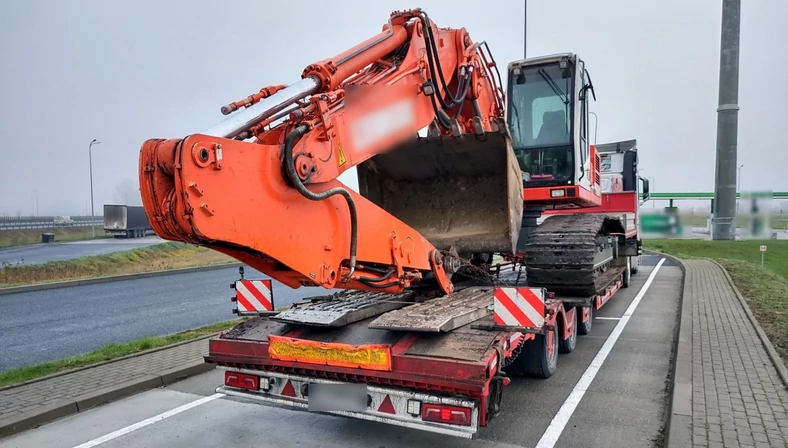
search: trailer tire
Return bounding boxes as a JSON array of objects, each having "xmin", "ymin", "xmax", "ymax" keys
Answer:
[
  {"xmin": 506, "ymin": 328, "xmax": 558, "ymax": 379},
  {"xmin": 558, "ymin": 313, "xmax": 577, "ymax": 354},
  {"xmin": 623, "ymin": 257, "xmax": 631, "ymax": 288},
  {"xmin": 577, "ymin": 305, "xmax": 593, "ymax": 335}
]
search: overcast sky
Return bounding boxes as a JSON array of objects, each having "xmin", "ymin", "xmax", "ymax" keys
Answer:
[{"xmin": 1, "ymin": 0, "xmax": 785, "ymax": 216}]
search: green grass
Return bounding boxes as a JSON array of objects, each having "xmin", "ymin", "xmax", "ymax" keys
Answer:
[
  {"xmin": 0, "ymin": 226, "xmax": 112, "ymax": 249},
  {"xmin": 672, "ymin": 213, "xmax": 788, "ymax": 229},
  {"xmin": 644, "ymin": 239, "xmax": 788, "ymax": 362},
  {"xmin": 0, "ymin": 319, "xmax": 242, "ymax": 388},
  {"xmin": 0, "ymin": 242, "xmax": 235, "ymax": 287}
]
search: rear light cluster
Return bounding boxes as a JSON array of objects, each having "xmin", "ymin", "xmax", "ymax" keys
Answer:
[
  {"xmin": 420, "ymin": 403, "xmax": 472, "ymax": 426},
  {"xmin": 224, "ymin": 372, "xmax": 473, "ymax": 427},
  {"xmin": 224, "ymin": 371, "xmax": 271, "ymax": 392}
]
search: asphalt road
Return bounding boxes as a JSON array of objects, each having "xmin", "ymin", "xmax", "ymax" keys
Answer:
[
  {"xmin": 0, "ymin": 266, "xmax": 336, "ymax": 372},
  {"xmin": 0, "ymin": 236, "xmax": 165, "ymax": 266},
  {"xmin": 0, "ymin": 254, "xmax": 682, "ymax": 448}
]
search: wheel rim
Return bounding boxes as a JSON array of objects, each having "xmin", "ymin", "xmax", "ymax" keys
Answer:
[
  {"xmin": 587, "ymin": 306, "xmax": 594, "ymax": 331},
  {"xmin": 548, "ymin": 329, "xmax": 558, "ymax": 367},
  {"xmin": 569, "ymin": 321, "xmax": 577, "ymax": 345}
]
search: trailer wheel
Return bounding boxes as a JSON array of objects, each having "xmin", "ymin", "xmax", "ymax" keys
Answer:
[
  {"xmin": 506, "ymin": 328, "xmax": 558, "ymax": 379},
  {"xmin": 577, "ymin": 305, "xmax": 593, "ymax": 335},
  {"xmin": 558, "ymin": 314, "xmax": 577, "ymax": 354},
  {"xmin": 623, "ymin": 257, "xmax": 631, "ymax": 288}
]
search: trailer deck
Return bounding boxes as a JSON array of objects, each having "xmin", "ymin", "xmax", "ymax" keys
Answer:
[{"xmin": 208, "ymin": 302, "xmax": 517, "ymax": 394}]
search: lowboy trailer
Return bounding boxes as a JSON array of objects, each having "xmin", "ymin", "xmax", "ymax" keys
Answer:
[{"xmin": 205, "ymin": 259, "xmax": 632, "ymax": 439}]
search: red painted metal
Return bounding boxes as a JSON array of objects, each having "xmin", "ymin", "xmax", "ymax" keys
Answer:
[
  {"xmin": 560, "ymin": 306, "xmax": 577, "ymax": 340},
  {"xmin": 543, "ymin": 191, "xmax": 638, "ymax": 216},
  {"xmin": 596, "ymin": 278, "xmax": 623, "ymax": 309},
  {"xmin": 207, "ymin": 337, "xmax": 494, "ymax": 390}
]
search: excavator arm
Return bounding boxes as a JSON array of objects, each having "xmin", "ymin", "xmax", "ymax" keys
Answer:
[{"xmin": 139, "ymin": 9, "xmax": 523, "ymax": 297}]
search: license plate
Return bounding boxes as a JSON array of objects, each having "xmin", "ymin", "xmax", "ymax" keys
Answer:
[{"xmin": 307, "ymin": 383, "xmax": 368, "ymax": 412}]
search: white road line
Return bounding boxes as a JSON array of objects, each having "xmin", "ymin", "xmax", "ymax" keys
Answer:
[
  {"xmin": 594, "ymin": 316, "xmax": 622, "ymax": 321},
  {"xmin": 535, "ymin": 258, "xmax": 666, "ymax": 448},
  {"xmin": 72, "ymin": 393, "xmax": 225, "ymax": 448}
]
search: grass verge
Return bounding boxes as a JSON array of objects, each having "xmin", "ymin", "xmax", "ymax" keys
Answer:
[
  {"xmin": 0, "ymin": 319, "xmax": 242, "ymax": 388},
  {"xmin": 644, "ymin": 239, "xmax": 788, "ymax": 362},
  {"xmin": 0, "ymin": 226, "xmax": 111, "ymax": 249},
  {"xmin": 0, "ymin": 242, "xmax": 235, "ymax": 287},
  {"xmin": 660, "ymin": 213, "xmax": 788, "ymax": 229}
]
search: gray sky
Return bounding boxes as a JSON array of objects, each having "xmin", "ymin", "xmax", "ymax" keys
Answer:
[{"xmin": 1, "ymin": 0, "xmax": 785, "ymax": 216}]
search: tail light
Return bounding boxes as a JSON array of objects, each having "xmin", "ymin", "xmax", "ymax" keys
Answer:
[
  {"xmin": 224, "ymin": 371, "xmax": 259, "ymax": 391},
  {"xmin": 421, "ymin": 403, "xmax": 472, "ymax": 426}
]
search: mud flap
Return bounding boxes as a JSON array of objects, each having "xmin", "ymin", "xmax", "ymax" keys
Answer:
[{"xmin": 356, "ymin": 126, "xmax": 523, "ymax": 257}]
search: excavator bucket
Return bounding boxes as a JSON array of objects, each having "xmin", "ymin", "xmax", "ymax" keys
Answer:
[{"xmin": 356, "ymin": 125, "xmax": 524, "ymax": 256}]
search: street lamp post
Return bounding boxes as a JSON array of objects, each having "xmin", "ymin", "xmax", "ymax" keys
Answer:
[
  {"xmin": 736, "ymin": 164, "xmax": 743, "ymax": 214},
  {"xmin": 89, "ymin": 139, "xmax": 101, "ymax": 237}
]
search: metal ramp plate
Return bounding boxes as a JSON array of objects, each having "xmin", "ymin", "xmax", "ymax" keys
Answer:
[
  {"xmin": 272, "ymin": 290, "xmax": 416, "ymax": 327},
  {"xmin": 368, "ymin": 286, "xmax": 494, "ymax": 332}
]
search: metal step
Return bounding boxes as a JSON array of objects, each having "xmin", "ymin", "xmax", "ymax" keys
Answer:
[
  {"xmin": 272, "ymin": 290, "xmax": 416, "ymax": 327},
  {"xmin": 368, "ymin": 287, "xmax": 494, "ymax": 332}
]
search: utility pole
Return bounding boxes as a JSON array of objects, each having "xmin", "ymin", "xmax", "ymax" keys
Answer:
[
  {"xmin": 89, "ymin": 139, "xmax": 101, "ymax": 238},
  {"xmin": 711, "ymin": 0, "xmax": 741, "ymax": 240}
]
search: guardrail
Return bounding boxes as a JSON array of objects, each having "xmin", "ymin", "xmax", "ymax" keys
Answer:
[{"xmin": 0, "ymin": 220, "xmax": 104, "ymax": 231}]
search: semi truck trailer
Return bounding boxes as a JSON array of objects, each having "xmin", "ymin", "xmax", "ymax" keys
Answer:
[{"xmin": 103, "ymin": 204, "xmax": 151, "ymax": 238}]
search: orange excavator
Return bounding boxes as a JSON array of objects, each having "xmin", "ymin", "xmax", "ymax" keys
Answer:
[
  {"xmin": 138, "ymin": 8, "xmax": 632, "ymax": 301},
  {"xmin": 136, "ymin": 9, "xmax": 648, "ymax": 437}
]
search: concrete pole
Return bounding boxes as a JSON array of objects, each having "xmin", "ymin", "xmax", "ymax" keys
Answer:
[{"xmin": 711, "ymin": 0, "xmax": 741, "ymax": 240}]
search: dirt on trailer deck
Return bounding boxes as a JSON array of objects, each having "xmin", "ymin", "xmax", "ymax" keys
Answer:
[
  {"xmin": 218, "ymin": 312, "xmax": 503, "ymax": 366},
  {"xmin": 368, "ymin": 286, "xmax": 495, "ymax": 332}
]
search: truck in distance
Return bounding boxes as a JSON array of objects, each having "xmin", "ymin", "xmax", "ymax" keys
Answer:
[{"xmin": 103, "ymin": 204, "xmax": 151, "ymax": 238}]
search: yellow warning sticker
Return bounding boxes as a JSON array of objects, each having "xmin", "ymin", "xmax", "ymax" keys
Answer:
[{"xmin": 337, "ymin": 142, "xmax": 347, "ymax": 167}]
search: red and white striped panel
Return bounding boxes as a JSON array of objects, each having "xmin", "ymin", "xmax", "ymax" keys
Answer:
[
  {"xmin": 235, "ymin": 279, "xmax": 274, "ymax": 314},
  {"xmin": 493, "ymin": 287, "xmax": 545, "ymax": 328}
]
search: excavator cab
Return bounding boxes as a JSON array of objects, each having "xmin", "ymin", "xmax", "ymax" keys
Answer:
[{"xmin": 506, "ymin": 53, "xmax": 600, "ymax": 209}]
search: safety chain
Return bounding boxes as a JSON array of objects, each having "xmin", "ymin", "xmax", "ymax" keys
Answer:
[{"xmin": 502, "ymin": 340, "xmax": 523, "ymax": 368}]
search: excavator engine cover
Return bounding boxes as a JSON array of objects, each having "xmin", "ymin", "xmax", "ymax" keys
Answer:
[{"xmin": 356, "ymin": 126, "xmax": 523, "ymax": 257}]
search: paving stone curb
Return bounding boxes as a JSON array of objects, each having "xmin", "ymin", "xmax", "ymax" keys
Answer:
[
  {"xmin": 0, "ymin": 262, "xmax": 242, "ymax": 295},
  {"xmin": 646, "ymin": 251, "xmax": 692, "ymax": 448},
  {"xmin": 0, "ymin": 360, "xmax": 216, "ymax": 438},
  {"xmin": 0, "ymin": 331, "xmax": 224, "ymax": 392}
]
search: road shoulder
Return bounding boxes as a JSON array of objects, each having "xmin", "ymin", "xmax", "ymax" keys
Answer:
[{"xmin": 664, "ymin": 254, "xmax": 788, "ymax": 447}]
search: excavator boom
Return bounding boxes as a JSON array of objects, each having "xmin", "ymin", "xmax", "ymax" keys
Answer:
[{"xmin": 139, "ymin": 9, "xmax": 523, "ymax": 297}]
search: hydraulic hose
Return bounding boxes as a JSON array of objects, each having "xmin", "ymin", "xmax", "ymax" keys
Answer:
[
  {"xmin": 283, "ymin": 125, "xmax": 358, "ymax": 279},
  {"xmin": 420, "ymin": 12, "xmax": 467, "ymax": 110}
]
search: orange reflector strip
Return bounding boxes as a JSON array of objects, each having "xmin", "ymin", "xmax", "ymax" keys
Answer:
[{"xmin": 268, "ymin": 335, "xmax": 392, "ymax": 371}]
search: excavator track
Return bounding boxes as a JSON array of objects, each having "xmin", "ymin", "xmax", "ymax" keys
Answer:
[{"xmin": 523, "ymin": 213, "xmax": 626, "ymax": 297}]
